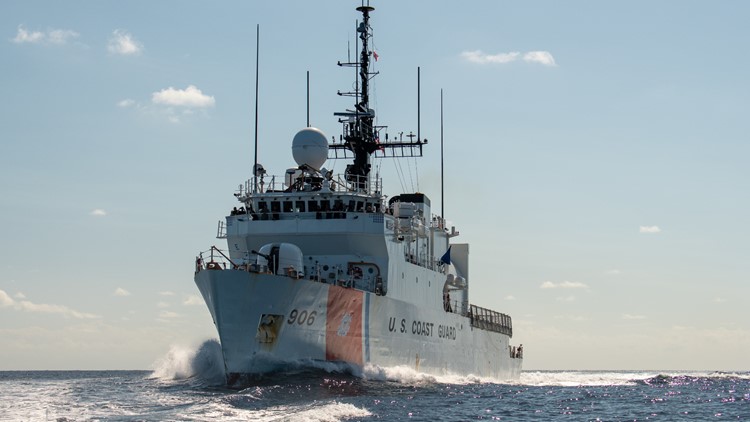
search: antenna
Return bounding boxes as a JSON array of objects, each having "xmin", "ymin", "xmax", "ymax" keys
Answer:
[
  {"xmin": 306, "ymin": 70, "xmax": 310, "ymax": 127},
  {"xmin": 417, "ymin": 67, "xmax": 421, "ymax": 144},
  {"xmin": 253, "ymin": 24, "xmax": 260, "ymax": 193},
  {"xmin": 440, "ymin": 89, "xmax": 444, "ymax": 220},
  {"xmin": 329, "ymin": 4, "xmax": 426, "ymax": 192}
]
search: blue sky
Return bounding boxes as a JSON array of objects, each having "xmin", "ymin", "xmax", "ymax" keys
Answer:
[{"xmin": 1, "ymin": 1, "xmax": 748, "ymax": 371}]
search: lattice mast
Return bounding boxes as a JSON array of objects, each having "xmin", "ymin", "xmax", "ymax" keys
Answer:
[{"xmin": 331, "ymin": 3, "xmax": 426, "ymax": 190}]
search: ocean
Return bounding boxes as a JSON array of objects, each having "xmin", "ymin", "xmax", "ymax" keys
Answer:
[{"xmin": 1, "ymin": 341, "xmax": 747, "ymax": 421}]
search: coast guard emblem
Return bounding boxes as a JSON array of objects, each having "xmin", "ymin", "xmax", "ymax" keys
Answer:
[{"xmin": 337, "ymin": 312, "xmax": 352, "ymax": 336}]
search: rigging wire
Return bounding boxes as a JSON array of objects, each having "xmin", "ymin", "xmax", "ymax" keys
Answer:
[
  {"xmin": 414, "ymin": 157, "xmax": 419, "ymax": 192},
  {"xmin": 394, "ymin": 154, "xmax": 407, "ymax": 193},
  {"xmin": 406, "ymin": 152, "xmax": 414, "ymax": 192}
]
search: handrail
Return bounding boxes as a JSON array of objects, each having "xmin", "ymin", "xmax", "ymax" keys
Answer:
[
  {"xmin": 237, "ymin": 173, "xmax": 383, "ymax": 197},
  {"xmin": 195, "ymin": 246, "xmax": 237, "ymax": 273}
]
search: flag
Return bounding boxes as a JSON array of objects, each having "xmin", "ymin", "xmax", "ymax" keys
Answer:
[
  {"xmin": 373, "ymin": 50, "xmax": 379, "ymax": 61},
  {"xmin": 440, "ymin": 246, "xmax": 451, "ymax": 265}
]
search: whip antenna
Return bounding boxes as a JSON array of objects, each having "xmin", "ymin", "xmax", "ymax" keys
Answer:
[{"xmin": 253, "ymin": 24, "xmax": 260, "ymax": 193}]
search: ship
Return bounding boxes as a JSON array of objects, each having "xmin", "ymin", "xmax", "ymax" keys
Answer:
[{"xmin": 194, "ymin": 3, "xmax": 523, "ymax": 385}]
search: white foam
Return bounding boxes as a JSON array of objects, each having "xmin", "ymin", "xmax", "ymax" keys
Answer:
[
  {"xmin": 181, "ymin": 401, "xmax": 371, "ymax": 422},
  {"xmin": 362, "ymin": 363, "xmax": 500, "ymax": 386},
  {"xmin": 513, "ymin": 370, "xmax": 750, "ymax": 387},
  {"xmin": 150, "ymin": 338, "xmax": 225, "ymax": 385},
  {"xmin": 514, "ymin": 371, "xmax": 653, "ymax": 386}
]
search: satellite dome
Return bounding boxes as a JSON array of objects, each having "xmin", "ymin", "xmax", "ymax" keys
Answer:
[{"xmin": 292, "ymin": 127, "xmax": 328, "ymax": 170}]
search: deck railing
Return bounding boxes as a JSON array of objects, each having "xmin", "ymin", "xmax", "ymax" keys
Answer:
[{"xmin": 237, "ymin": 173, "xmax": 383, "ymax": 197}]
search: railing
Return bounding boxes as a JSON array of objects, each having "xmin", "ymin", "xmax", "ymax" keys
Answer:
[
  {"xmin": 194, "ymin": 246, "xmax": 305, "ymax": 279},
  {"xmin": 440, "ymin": 301, "xmax": 512, "ymax": 337},
  {"xmin": 466, "ymin": 304, "xmax": 513, "ymax": 337},
  {"xmin": 236, "ymin": 173, "xmax": 383, "ymax": 197},
  {"xmin": 195, "ymin": 246, "xmax": 235, "ymax": 273}
]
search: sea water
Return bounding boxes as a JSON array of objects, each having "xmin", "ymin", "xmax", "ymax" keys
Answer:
[{"xmin": 1, "ymin": 340, "xmax": 748, "ymax": 421}]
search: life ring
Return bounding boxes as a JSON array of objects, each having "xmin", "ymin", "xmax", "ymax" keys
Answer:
[{"xmin": 206, "ymin": 261, "xmax": 223, "ymax": 270}]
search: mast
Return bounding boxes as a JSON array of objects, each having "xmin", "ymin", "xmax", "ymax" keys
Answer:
[
  {"xmin": 330, "ymin": 3, "xmax": 426, "ymax": 192},
  {"xmin": 332, "ymin": 4, "xmax": 376, "ymax": 190},
  {"xmin": 306, "ymin": 70, "xmax": 310, "ymax": 127},
  {"xmin": 253, "ymin": 24, "xmax": 260, "ymax": 193},
  {"xmin": 440, "ymin": 89, "xmax": 444, "ymax": 220}
]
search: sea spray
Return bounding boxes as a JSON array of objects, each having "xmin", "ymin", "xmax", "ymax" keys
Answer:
[{"xmin": 151, "ymin": 338, "xmax": 225, "ymax": 385}]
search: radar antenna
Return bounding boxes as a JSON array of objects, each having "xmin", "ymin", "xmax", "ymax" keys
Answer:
[{"xmin": 330, "ymin": 2, "xmax": 426, "ymax": 190}]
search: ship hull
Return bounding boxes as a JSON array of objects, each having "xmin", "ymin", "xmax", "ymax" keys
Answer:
[{"xmin": 195, "ymin": 269, "xmax": 522, "ymax": 383}]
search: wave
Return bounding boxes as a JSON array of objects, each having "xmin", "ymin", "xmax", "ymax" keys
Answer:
[
  {"xmin": 636, "ymin": 371, "xmax": 750, "ymax": 386},
  {"xmin": 188, "ymin": 400, "xmax": 372, "ymax": 422},
  {"xmin": 150, "ymin": 340, "xmax": 750, "ymax": 390},
  {"xmin": 150, "ymin": 339, "xmax": 226, "ymax": 386},
  {"xmin": 516, "ymin": 370, "xmax": 750, "ymax": 387}
]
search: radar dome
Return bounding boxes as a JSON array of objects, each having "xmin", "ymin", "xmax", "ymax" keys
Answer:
[{"xmin": 292, "ymin": 127, "xmax": 328, "ymax": 170}]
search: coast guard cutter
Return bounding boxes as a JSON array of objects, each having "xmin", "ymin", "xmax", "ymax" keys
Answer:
[{"xmin": 194, "ymin": 3, "xmax": 523, "ymax": 385}]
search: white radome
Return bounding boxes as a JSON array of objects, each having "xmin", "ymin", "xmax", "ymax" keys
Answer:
[{"xmin": 292, "ymin": 127, "xmax": 328, "ymax": 170}]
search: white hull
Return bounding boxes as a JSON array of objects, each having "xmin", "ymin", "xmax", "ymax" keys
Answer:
[
  {"xmin": 192, "ymin": 4, "xmax": 523, "ymax": 385},
  {"xmin": 195, "ymin": 269, "xmax": 522, "ymax": 383}
]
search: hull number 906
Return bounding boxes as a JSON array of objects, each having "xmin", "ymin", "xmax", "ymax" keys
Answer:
[{"xmin": 287, "ymin": 309, "xmax": 316, "ymax": 326}]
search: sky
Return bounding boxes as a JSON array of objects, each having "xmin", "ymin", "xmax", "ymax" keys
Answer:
[{"xmin": 1, "ymin": 1, "xmax": 748, "ymax": 371}]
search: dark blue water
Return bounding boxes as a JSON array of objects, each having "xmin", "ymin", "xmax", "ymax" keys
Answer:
[{"xmin": 1, "ymin": 342, "xmax": 748, "ymax": 421}]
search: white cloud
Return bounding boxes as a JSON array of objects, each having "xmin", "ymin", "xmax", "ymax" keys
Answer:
[
  {"xmin": 639, "ymin": 225, "xmax": 661, "ymax": 233},
  {"xmin": 0, "ymin": 289, "xmax": 98, "ymax": 319},
  {"xmin": 12, "ymin": 25, "xmax": 79, "ymax": 45},
  {"xmin": 152, "ymin": 85, "xmax": 215, "ymax": 108},
  {"xmin": 523, "ymin": 51, "xmax": 557, "ymax": 66},
  {"xmin": 605, "ymin": 269, "xmax": 621, "ymax": 275},
  {"xmin": 158, "ymin": 291, "xmax": 175, "ymax": 296},
  {"xmin": 183, "ymin": 295, "xmax": 203, "ymax": 306},
  {"xmin": 13, "ymin": 26, "xmax": 44, "ymax": 43},
  {"xmin": 461, "ymin": 49, "xmax": 557, "ymax": 66},
  {"xmin": 108, "ymin": 29, "xmax": 142, "ymax": 55},
  {"xmin": 157, "ymin": 301, "xmax": 170, "ymax": 308},
  {"xmin": 712, "ymin": 297, "xmax": 727, "ymax": 303},
  {"xmin": 556, "ymin": 295, "xmax": 576, "ymax": 302},
  {"xmin": 622, "ymin": 314, "xmax": 647, "ymax": 320},
  {"xmin": 554, "ymin": 314, "xmax": 587, "ymax": 321},
  {"xmin": 117, "ymin": 99, "xmax": 135, "ymax": 108},
  {"xmin": 504, "ymin": 295, "xmax": 516, "ymax": 301},
  {"xmin": 90, "ymin": 208, "xmax": 107, "ymax": 217},
  {"xmin": 14, "ymin": 292, "xmax": 26, "ymax": 299},
  {"xmin": 461, "ymin": 50, "xmax": 520, "ymax": 64},
  {"xmin": 114, "ymin": 287, "xmax": 131, "ymax": 297},
  {"xmin": 47, "ymin": 29, "xmax": 79, "ymax": 45},
  {"xmin": 0, "ymin": 290, "xmax": 14, "ymax": 306},
  {"xmin": 540, "ymin": 281, "xmax": 588, "ymax": 289},
  {"xmin": 158, "ymin": 310, "xmax": 181, "ymax": 319}
]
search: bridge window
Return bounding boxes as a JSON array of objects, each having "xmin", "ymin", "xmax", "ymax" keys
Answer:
[{"xmin": 295, "ymin": 201, "xmax": 306, "ymax": 212}]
